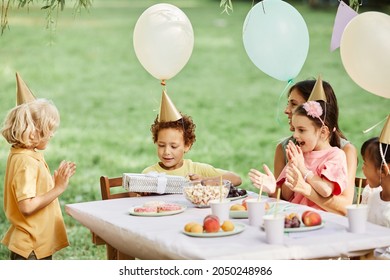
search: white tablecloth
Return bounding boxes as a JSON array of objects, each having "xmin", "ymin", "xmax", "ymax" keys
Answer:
[{"xmin": 65, "ymin": 194, "xmax": 390, "ymax": 260}]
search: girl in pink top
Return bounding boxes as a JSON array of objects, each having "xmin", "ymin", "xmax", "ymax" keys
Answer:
[{"xmin": 250, "ymin": 100, "xmax": 347, "ymax": 210}]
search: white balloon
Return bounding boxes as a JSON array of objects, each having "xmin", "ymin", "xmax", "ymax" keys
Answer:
[
  {"xmin": 340, "ymin": 12, "xmax": 390, "ymax": 99},
  {"xmin": 133, "ymin": 4, "xmax": 194, "ymax": 81}
]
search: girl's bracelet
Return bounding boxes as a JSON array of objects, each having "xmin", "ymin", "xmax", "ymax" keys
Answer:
[{"xmin": 303, "ymin": 170, "xmax": 313, "ymax": 182}]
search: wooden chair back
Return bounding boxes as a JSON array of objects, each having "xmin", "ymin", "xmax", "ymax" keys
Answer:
[
  {"xmin": 100, "ymin": 176, "xmax": 139, "ymax": 200},
  {"xmin": 95, "ymin": 175, "xmax": 139, "ymax": 259}
]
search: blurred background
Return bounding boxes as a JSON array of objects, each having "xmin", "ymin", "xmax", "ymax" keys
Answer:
[{"xmin": 0, "ymin": 0, "xmax": 389, "ymax": 259}]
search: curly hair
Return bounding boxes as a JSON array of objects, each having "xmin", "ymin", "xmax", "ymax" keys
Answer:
[
  {"xmin": 1, "ymin": 99, "xmax": 60, "ymax": 148},
  {"xmin": 150, "ymin": 113, "xmax": 196, "ymax": 147}
]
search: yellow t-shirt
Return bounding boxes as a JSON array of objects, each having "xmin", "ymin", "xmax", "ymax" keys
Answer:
[
  {"xmin": 142, "ymin": 159, "xmax": 226, "ymax": 178},
  {"xmin": 1, "ymin": 147, "xmax": 69, "ymax": 259}
]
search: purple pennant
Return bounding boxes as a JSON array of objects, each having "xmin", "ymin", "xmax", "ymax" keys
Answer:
[{"xmin": 330, "ymin": 1, "xmax": 358, "ymax": 51}]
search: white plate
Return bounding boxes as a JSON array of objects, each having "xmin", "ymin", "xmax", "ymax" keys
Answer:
[
  {"xmin": 129, "ymin": 204, "xmax": 186, "ymax": 217},
  {"xmin": 229, "ymin": 210, "xmax": 248, "ymax": 219},
  {"xmin": 284, "ymin": 222, "xmax": 325, "ymax": 233},
  {"xmin": 228, "ymin": 193, "xmax": 248, "ymax": 201},
  {"xmin": 182, "ymin": 222, "xmax": 246, "ymax": 237}
]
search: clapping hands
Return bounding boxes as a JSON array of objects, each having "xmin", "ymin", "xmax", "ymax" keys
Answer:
[
  {"xmin": 286, "ymin": 140, "xmax": 305, "ymax": 172},
  {"xmin": 248, "ymin": 164, "xmax": 276, "ymax": 194},
  {"xmin": 53, "ymin": 160, "xmax": 76, "ymax": 192}
]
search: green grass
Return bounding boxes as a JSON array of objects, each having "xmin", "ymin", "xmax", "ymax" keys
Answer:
[{"xmin": 0, "ymin": 0, "xmax": 389, "ymax": 259}]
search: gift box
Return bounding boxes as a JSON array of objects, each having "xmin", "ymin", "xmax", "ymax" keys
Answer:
[{"xmin": 122, "ymin": 172, "xmax": 189, "ymax": 194}]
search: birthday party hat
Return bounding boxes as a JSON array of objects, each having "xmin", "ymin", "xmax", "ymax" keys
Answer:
[
  {"xmin": 158, "ymin": 90, "xmax": 182, "ymax": 122},
  {"xmin": 308, "ymin": 75, "xmax": 327, "ymax": 102},
  {"xmin": 379, "ymin": 114, "xmax": 390, "ymax": 145},
  {"xmin": 16, "ymin": 72, "xmax": 36, "ymax": 105}
]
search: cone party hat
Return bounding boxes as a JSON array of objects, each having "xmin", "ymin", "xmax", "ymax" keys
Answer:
[
  {"xmin": 16, "ymin": 72, "xmax": 36, "ymax": 105},
  {"xmin": 158, "ymin": 90, "xmax": 182, "ymax": 122},
  {"xmin": 379, "ymin": 114, "xmax": 390, "ymax": 145},
  {"xmin": 308, "ymin": 75, "xmax": 327, "ymax": 102}
]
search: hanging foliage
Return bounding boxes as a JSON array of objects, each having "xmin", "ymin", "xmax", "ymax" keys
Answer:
[
  {"xmin": 220, "ymin": 0, "xmax": 233, "ymax": 14},
  {"xmin": 1, "ymin": 0, "xmax": 92, "ymax": 35}
]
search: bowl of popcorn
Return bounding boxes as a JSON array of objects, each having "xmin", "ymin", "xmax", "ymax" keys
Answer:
[{"xmin": 183, "ymin": 179, "xmax": 231, "ymax": 208}]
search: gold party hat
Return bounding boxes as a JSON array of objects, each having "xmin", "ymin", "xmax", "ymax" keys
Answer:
[
  {"xmin": 308, "ymin": 75, "xmax": 327, "ymax": 102},
  {"xmin": 379, "ymin": 114, "xmax": 390, "ymax": 145},
  {"xmin": 16, "ymin": 72, "xmax": 36, "ymax": 105},
  {"xmin": 158, "ymin": 90, "xmax": 182, "ymax": 122}
]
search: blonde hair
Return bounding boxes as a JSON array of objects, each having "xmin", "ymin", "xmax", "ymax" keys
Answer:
[{"xmin": 1, "ymin": 99, "xmax": 60, "ymax": 148}]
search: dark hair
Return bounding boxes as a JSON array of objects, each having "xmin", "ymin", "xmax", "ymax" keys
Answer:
[
  {"xmin": 294, "ymin": 100, "xmax": 342, "ymax": 148},
  {"xmin": 150, "ymin": 113, "xmax": 196, "ymax": 147},
  {"xmin": 361, "ymin": 137, "xmax": 390, "ymax": 169},
  {"xmin": 289, "ymin": 79, "xmax": 346, "ymax": 141}
]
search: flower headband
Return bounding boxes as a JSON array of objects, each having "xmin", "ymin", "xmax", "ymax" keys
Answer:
[{"xmin": 302, "ymin": 101, "xmax": 325, "ymax": 126}]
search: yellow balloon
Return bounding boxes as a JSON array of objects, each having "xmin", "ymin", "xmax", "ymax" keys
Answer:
[{"xmin": 340, "ymin": 12, "xmax": 390, "ymax": 99}]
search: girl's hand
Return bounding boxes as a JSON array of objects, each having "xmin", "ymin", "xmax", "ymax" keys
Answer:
[
  {"xmin": 285, "ymin": 163, "xmax": 312, "ymax": 197},
  {"xmin": 54, "ymin": 161, "xmax": 76, "ymax": 191},
  {"xmin": 248, "ymin": 164, "xmax": 276, "ymax": 194},
  {"xmin": 286, "ymin": 141, "xmax": 305, "ymax": 173}
]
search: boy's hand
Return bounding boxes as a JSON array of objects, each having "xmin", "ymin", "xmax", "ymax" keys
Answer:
[{"xmin": 54, "ymin": 161, "xmax": 76, "ymax": 191}]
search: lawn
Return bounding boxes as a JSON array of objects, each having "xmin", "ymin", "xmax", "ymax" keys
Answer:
[{"xmin": 0, "ymin": 0, "xmax": 389, "ymax": 259}]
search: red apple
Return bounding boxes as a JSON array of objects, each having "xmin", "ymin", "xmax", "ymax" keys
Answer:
[
  {"xmin": 242, "ymin": 197, "xmax": 254, "ymax": 210},
  {"xmin": 203, "ymin": 215, "xmax": 220, "ymax": 233},
  {"xmin": 301, "ymin": 210, "xmax": 312, "ymax": 221},
  {"xmin": 301, "ymin": 211, "xmax": 322, "ymax": 227}
]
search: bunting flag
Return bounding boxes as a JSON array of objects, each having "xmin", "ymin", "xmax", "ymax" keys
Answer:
[{"xmin": 330, "ymin": 1, "xmax": 358, "ymax": 51}]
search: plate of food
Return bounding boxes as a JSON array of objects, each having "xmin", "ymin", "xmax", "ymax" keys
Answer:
[
  {"xmin": 229, "ymin": 203, "xmax": 248, "ymax": 219},
  {"xmin": 229, "ymin": 210, "xmax": 248, "ymax": 219},
  {"xmin": 182, "ymin": 222, "xmax": 245, "ymax": 238},
  {"xmin": 227, "ymin": 186, "xmax": 248, "ymax": 201},
  {"xmin": 129, "ymin": 201, "xmax": 186, "ymax": 217},
  {"xmin": 284, "ymin": 222, "xmax": 324, "ymax": 233},
  {"xmin": 283, "ymin": 211, "xmax": 324, "ymax": 232}
]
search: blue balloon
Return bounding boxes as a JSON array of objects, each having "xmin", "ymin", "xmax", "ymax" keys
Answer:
[{"xmin": 243, "ymin": 0, "xmax": 309, "ymax": 81}]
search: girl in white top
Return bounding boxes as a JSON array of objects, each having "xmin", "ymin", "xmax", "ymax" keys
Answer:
[{"xmin": 360, "ymin": 137, "xmax": 390, "ymax": 227}]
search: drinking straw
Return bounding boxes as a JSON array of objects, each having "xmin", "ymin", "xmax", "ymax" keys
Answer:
[
  {"xmin": 274, "ymin": 188, "xmax": 281, "ymax": 217},
  {"xmin": 257, "ymin": 177, "xmax": 264, "ymax": 202},
  {"xmin": 220, "ymin": 175, "xmax": 223, "ymax": 202},
  {"xmin": 357, "ymin": 178, "xmax": 363, "ymax": 206}
]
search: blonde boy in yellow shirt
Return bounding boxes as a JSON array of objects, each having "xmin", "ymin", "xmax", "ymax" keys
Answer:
[{"xmin": 1, "ymin": 73, "xmax": 76, "ymax": 260}]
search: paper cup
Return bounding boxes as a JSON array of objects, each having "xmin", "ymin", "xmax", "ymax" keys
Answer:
[
  {"xmin": 346, "ymin": 204, "xmax": 368, "ymax": 233},
  {"xmin": 209, "ymin": 199, "xmax": 230, "ymax": 225},
  {"xmin": 246, "ymin": 199, "xmax": 265, "ymax": 227},
  {"xmin": 263, "ymin": 214, "xmax": 285, "ymax": 245}
]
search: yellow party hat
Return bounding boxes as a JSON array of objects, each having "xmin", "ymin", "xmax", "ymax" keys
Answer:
[
  {"xmin": 158, "ymin": 90, "xmax": 182, "ymax": 122},
  {"xmin": 16, "ymin": 72, "xmax": 36, "ymax": 105},
  {"xmin": 308, "ymin": 75, "xmax": 327, "ymax": 102},
  {"xmin": 379, "ymin": 114, "xmax": 390, "ymax": 145}
]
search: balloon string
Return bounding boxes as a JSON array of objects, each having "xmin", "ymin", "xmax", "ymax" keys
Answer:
[
  {"xmin": 362, "ymin": 116, "xmax": 387, "ymax": 134},
  {"xmin": 276, "ymin": 79, "xmax": 294, "ymax": 125},
  {"xmin": 161, "ymin": 79, "xmax": 166, "ymax": 93},
  {"xmin": 242, "ymin": 0, "xmax": 262, "ymax": 34}
]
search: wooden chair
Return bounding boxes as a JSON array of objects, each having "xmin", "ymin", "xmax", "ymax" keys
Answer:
[
  {"xmin": 100, "ymin": 176, "xmax": 140, "ymax": 200},
  {"xmin": 93, "ymin": 175, "xmax": 141, "ymax": 260}
]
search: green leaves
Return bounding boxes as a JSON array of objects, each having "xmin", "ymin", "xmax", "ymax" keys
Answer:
[
  {"xmin": 349, "ymin": 0, "xmax": 361, "ymax": 12},
  {"xmin": 220, "ymin": 0, "xmax": 233, "ymax": 15},
  {"xmin": 1, "ymin": 0, "xmax": 92, "ymax": 35}
]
